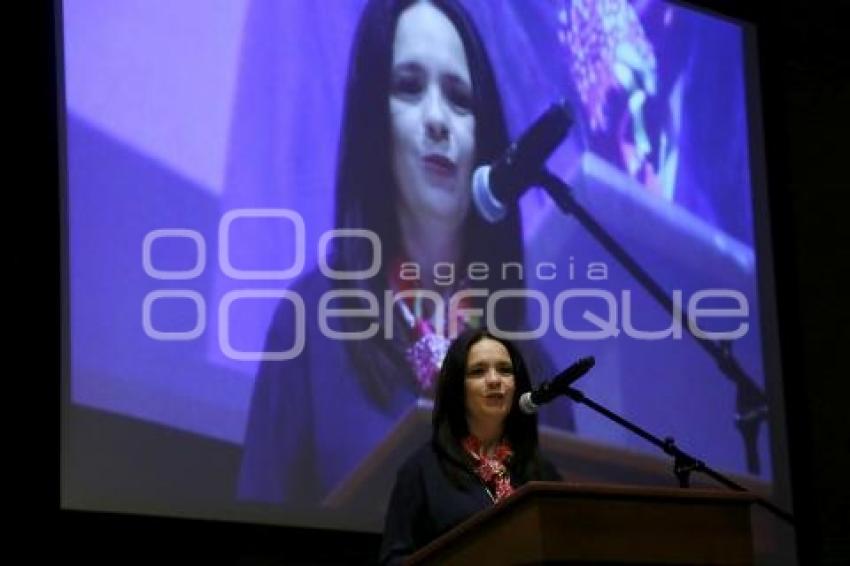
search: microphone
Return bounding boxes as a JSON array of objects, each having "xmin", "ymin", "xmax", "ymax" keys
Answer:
[
  {"xmin": 472, "ymin": 98, "xmax": 573, "ymax": 223},
  {"xmin": 519, "ymin": 356, "xmax": 595, "ymax": 415}
]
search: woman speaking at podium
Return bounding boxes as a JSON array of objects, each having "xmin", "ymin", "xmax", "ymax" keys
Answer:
[{"xmin": 379, "ymin": 329, "xmax": 561, "ymax": 564}]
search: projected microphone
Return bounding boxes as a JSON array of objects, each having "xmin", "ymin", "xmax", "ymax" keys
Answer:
[
  {"xmin": 519, "ymin": 356, "xmax": 595, "ymax": 415},
  {"xmin": 472, "ymin": 98, "xmax": 573, "ymax": 223}
]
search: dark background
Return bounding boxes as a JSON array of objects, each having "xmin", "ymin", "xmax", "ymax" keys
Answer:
[{"xmin": 41, "ymin": 0, "xmax": 848, "ymax": 563}]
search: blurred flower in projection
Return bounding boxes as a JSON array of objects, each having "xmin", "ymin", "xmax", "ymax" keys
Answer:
[
  {"xmin": 558, "ymin": 0, "xmax": 679, "ymax": 200},
  {"xmin": 560, "ymin": 0, "xmax": 657, "ymax": 131}
]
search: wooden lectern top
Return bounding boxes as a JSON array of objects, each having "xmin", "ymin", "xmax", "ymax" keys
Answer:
[{"xmin": 407, "ymin": 482, "xmax": 755, "ymax": 565}]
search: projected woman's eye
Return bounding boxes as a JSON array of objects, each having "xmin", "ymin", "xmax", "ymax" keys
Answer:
[
  {"xmin": 442, "ymin": 76, "xmax": 473, "ymax": 114},
  {"xmin": 391, "ymin": 66, "xmax": 426, "ymax": 99}
]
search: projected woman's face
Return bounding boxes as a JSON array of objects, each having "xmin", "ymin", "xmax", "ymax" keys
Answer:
[{"xmin": 390, "ymin": 2, "xmax": 476, "ymax": 231}]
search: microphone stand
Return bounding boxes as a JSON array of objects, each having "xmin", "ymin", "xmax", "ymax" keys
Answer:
[
  {"xmin": 534, "ymin": 169, "xmax": 769, "ymax": 474},
  {"xmin": 563, "ymin": 386, "xmax": 794, "ymax": 525}
]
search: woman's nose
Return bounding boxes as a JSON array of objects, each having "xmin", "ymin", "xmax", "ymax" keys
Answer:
[
  {"xmin": 484, "ymin": 368, "xmax": 501, "ymax": 386},
  {"xmin": 423, "ymin": 87, "xmax": 449, "ymax": 142}
]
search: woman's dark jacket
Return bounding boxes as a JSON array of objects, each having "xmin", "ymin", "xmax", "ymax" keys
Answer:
[{"xmin": 379, "ymin": 442, "xmax": 561, "ymax": 565}]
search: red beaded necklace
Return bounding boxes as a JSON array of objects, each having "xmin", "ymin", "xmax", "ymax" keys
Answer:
[
  {"xmin": 462, "ymin": 435, "xmax": 515, "ymax": 503},
  {"xmin": 388, "ymin": 257, "xmax": 480, "ymax": 393}
]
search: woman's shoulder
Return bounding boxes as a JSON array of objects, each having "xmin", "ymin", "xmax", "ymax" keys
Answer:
[
  {"xmin": 265, "ymin": 268, "xmax": 334, "ymax": 323},
  {"xmin": 399, "ymin": 442, "xmax": 437, "ymax": 470},
  {"xmin": 395, "ymin": 441, "xmax": 449, "ymax": 482},
  {"xmin": 287, "ymin": 268, "xmax": 335, "ymax": 297}
]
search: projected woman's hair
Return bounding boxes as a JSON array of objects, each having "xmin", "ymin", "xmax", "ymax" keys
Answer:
[{"xmin": 237, "ymin": 0, "xmax": 573, "ymax": 506}]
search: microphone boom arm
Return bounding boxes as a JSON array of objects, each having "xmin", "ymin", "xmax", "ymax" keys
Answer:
[
  {"xmin": 533, "ymin": 169, "xmax": 769, "ymax": 475},
  {"xmin": 564, "ymin": 386, "xmax": 793, "ymax": 525}
]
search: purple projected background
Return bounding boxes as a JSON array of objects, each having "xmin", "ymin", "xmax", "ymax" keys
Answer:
[{"xmin": 63, "ymin": 0, "xmax": 774, "ymax": 531}]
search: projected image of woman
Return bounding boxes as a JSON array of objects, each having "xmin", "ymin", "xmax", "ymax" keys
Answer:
[{"xmin": 238, "ymin": 0, "xmax": 574, "ymax": 506}]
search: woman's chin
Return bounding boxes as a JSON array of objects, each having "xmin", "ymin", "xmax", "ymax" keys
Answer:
[
  {"xmin": 481, "ymin": 403, "xmax": 510, "ymax": 418},
  {"xmin": 417, "ymin": 190, "xmax": 469, "ymax": 223}
]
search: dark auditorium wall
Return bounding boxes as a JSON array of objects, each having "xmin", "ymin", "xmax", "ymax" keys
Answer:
[
  {"xmin": 43, "ymin": 0, "xmax": 848, "ymax": 564},
  {"xmin": 758, "ymin": 0, "xmax": 849, "ymax": 563}
]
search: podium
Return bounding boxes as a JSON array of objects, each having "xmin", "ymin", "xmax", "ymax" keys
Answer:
[{"xmin": 407, "ymin": 482, "xmax": 755, "ymax": 565}]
